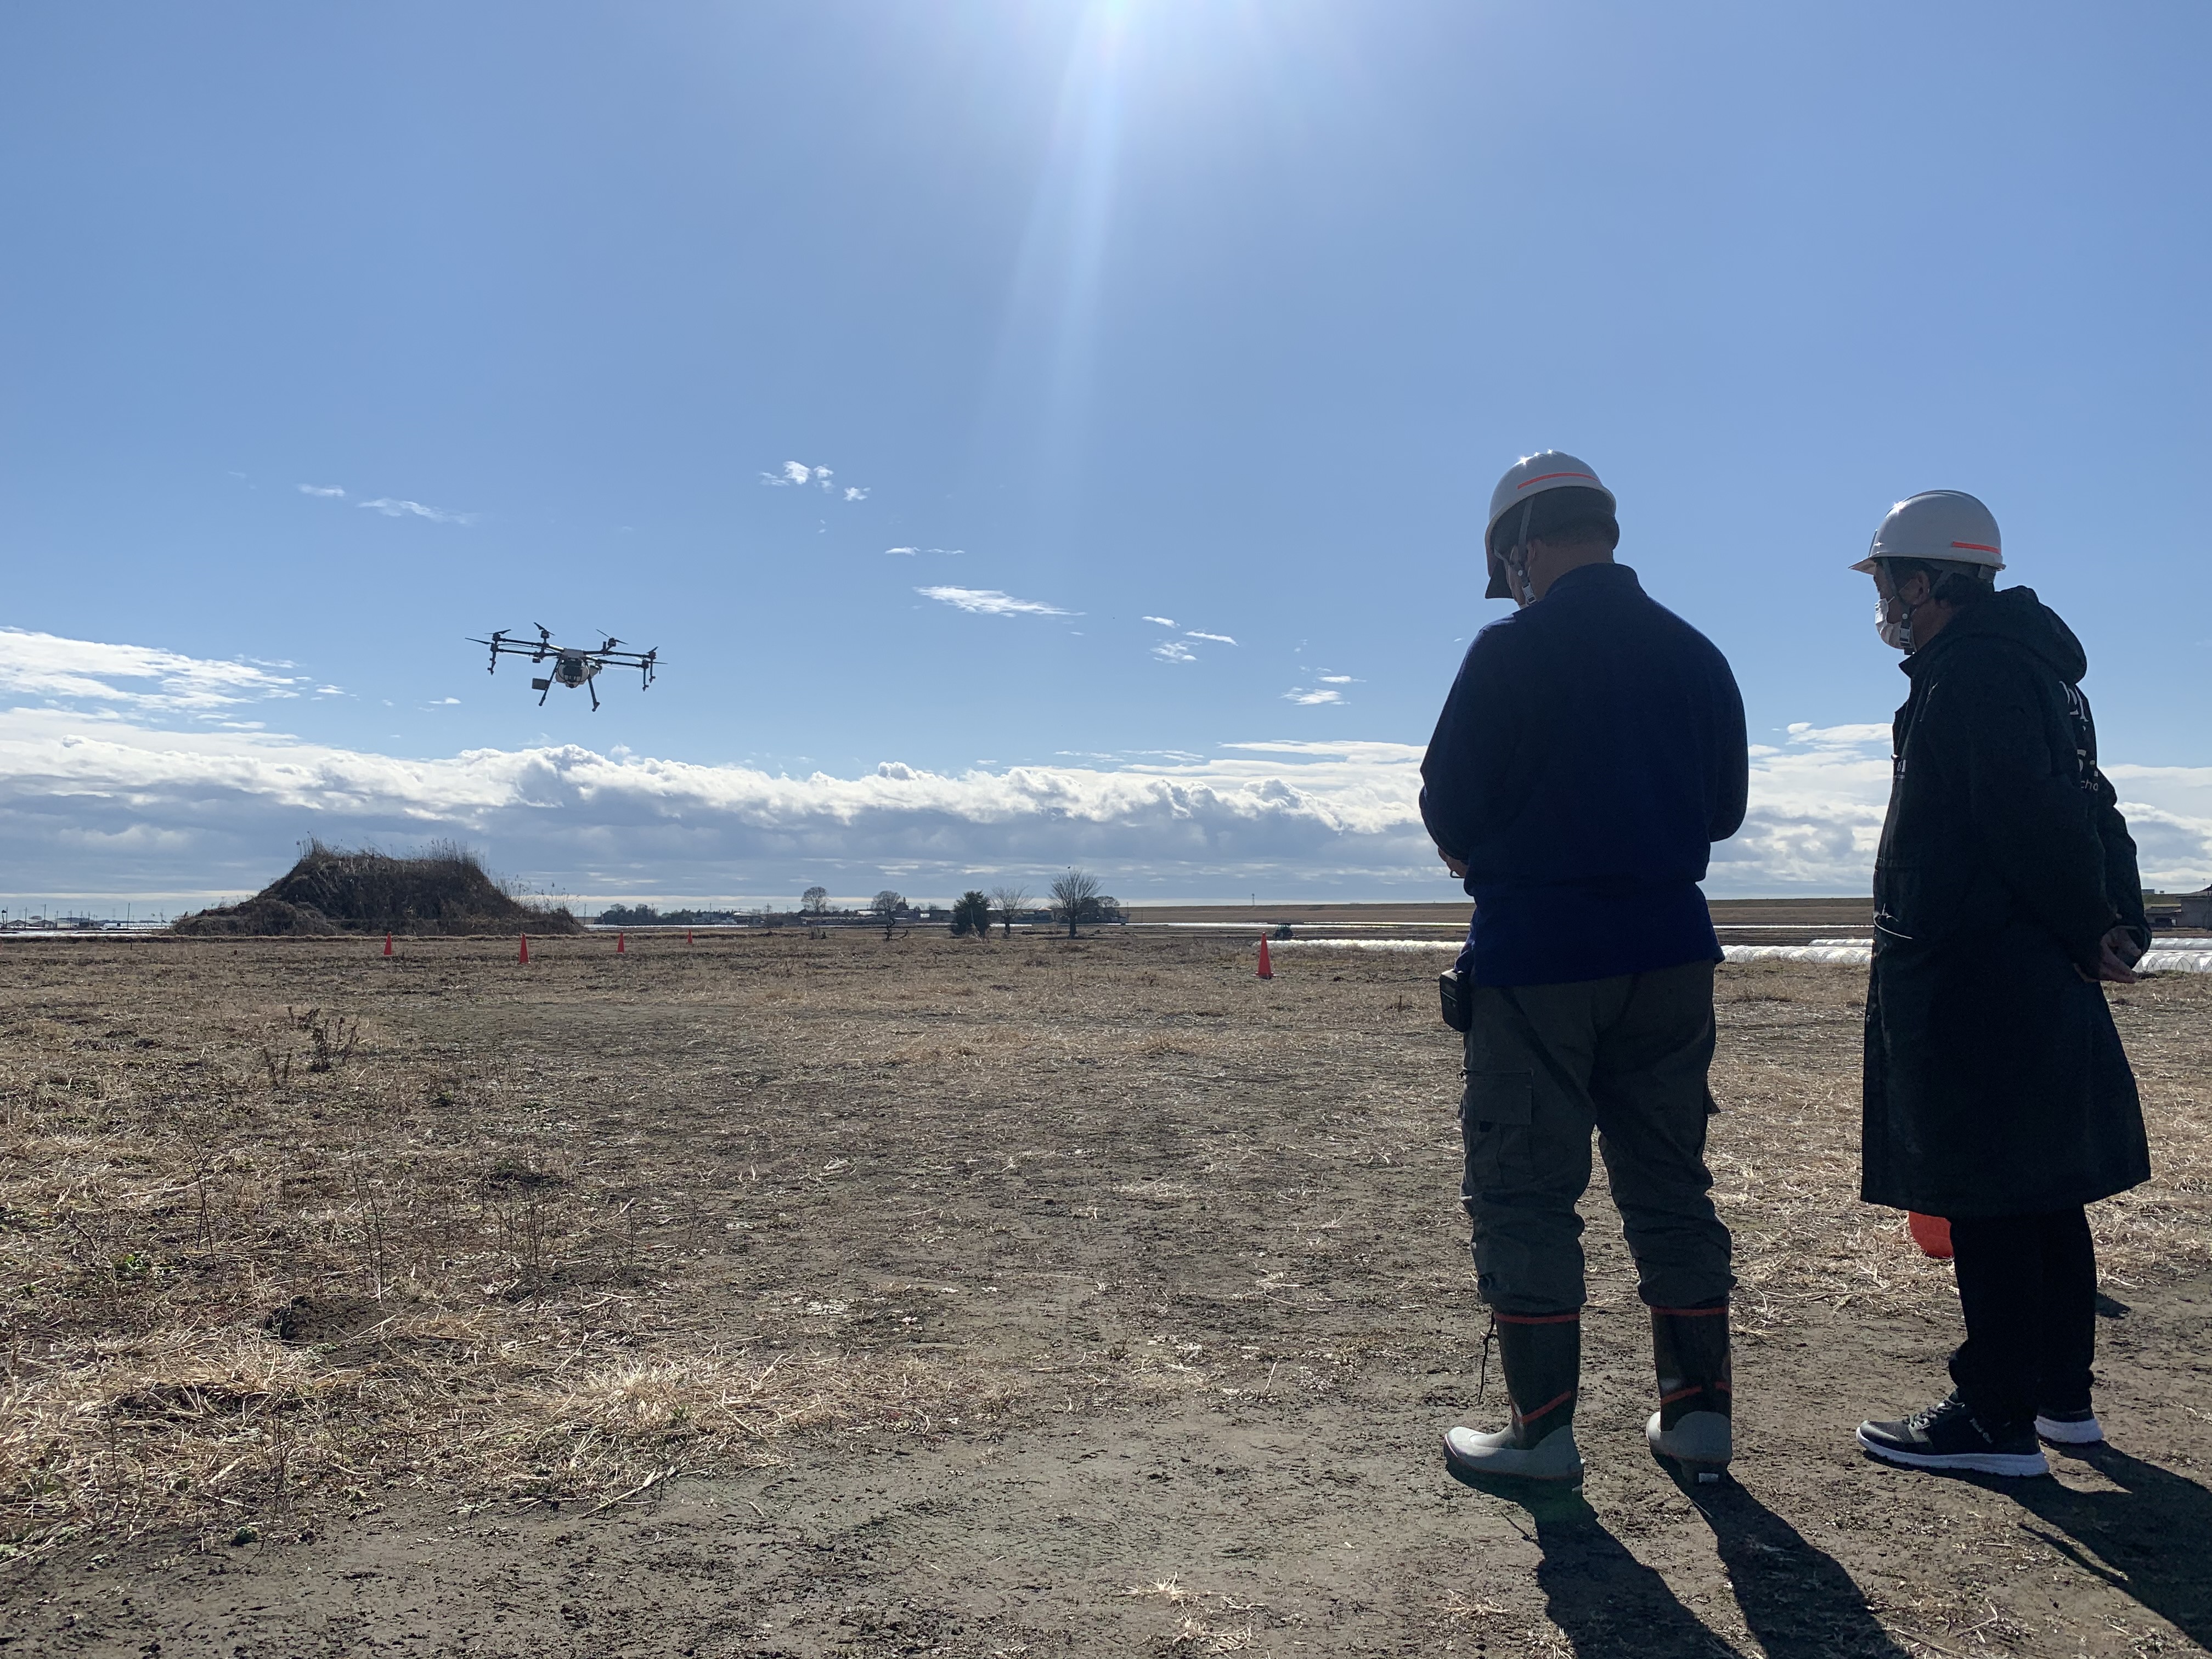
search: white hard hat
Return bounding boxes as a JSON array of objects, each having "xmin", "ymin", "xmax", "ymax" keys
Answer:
[
  {"xmin": 1483, "ymin": 452, "xmax": 1616, "ymax": 599},
  {"xmin": 1851, "ymin": 490, "xmax": 2004, "ymax": 574}
]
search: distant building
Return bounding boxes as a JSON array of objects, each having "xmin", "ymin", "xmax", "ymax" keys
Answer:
[{"xmin": 2147, "ymin": 888, "xmax": 2212, "ymax": 930}]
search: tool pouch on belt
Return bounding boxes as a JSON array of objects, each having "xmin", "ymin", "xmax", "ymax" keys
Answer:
[{"xmin": 1438, "ymin": 968, "xmax": 1471, "ymax": 1032}]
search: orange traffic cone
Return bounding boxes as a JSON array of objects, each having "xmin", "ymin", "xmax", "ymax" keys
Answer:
[
  {"xmin": 383, "ymin": 932, "xmax": 393, "ymax": 957},
  {"xmin": 617, "ymin": 930, "xmax": 626, "ymax": 955},
  {"xmin": 687, "ymin": 929, "xmax": 693, "ymax": 945},
  {"xmin": 1257, "ymin": 934, "xmax": 1273, "ymax": 979},
  {"xmin": 518, "ymin": 932, "xmax": 529, "ymax": 964},
  {"xmin": 1908, "ymin": 1212, "xmax": 1953, "ymax": 1260}
]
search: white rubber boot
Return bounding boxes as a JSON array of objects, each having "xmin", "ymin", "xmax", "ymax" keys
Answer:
[
  {"xmin": 1442, "ymin": 1312, "xmax": 1584, "ymax": 1483},
  {"xmin": 1443, "ymin": 1421, "xmax": 1584, "ymax": 1482},
  {"xmin": 1649, "ymin": 1305, "xmax": 1733, "ymax": 1480},
  {"xmin": 1647, "ymin": 1408, "xmax": 1732, "ymax": 1477}
]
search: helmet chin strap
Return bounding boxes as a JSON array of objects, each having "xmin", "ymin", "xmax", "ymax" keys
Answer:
[{"xmin": 1504, "ymin": 500, "xmax": 1537, "ymax": 607}]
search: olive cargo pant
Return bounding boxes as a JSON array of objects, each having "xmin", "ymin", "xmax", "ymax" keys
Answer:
[{"xmin": 1459, "ymin": 961, "xmax": 1734, "ymax": 1316}]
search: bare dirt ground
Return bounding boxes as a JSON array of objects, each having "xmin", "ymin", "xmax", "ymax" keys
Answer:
[{"xmin": 3, "ymin": 929, "xmax": 2209, "ymax": 1657}]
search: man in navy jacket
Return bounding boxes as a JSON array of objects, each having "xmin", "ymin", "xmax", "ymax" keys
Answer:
[{"xmin": 1425, "ymin": 452, "xmax": 1748, "ymax": 1485}]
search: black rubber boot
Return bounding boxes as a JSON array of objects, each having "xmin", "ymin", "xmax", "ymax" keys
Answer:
[
  {"xmin": 1442, "ymin": 1312, "xmax": 1583, "ymax": 1481},
  {"xmin": 1646, "ymin": 1304, "xmax": 1732, "ymax": 1475}
]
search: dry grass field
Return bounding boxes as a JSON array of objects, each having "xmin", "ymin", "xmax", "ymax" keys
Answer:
[{"xmin": 2, "ymin": 928, "xmax": 2209, "ymax": 1657}]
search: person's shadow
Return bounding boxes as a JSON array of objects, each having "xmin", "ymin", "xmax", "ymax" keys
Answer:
[
  {"xmin": 1668, "ymin": 1468, "xmax": 1911, "ymax": 1658},
  {"xmin": 1448, "ymin": 1462, "xmax": 1911, "ymax": 1658},
  {"xmin": 2007, "ymin": 1444, "xmax": 2212, "ymax": 1646},
  {"xmin": 1448, "ymin": 1466, "xmax": 1744, "ymax": 1656}
]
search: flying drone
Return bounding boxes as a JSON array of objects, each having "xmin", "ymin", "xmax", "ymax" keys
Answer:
[{"xmin": 469, "ymin": 627, "xmax": 659, "ymax": 710}]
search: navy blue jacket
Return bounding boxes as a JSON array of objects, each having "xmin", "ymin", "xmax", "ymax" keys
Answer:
[{"xmin": 1420, "ymin": 563, "xmax": 1748, "ymax": 986}]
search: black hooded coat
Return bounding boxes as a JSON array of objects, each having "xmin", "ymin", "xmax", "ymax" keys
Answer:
[{"xmin": 1861, "ymin": 586, "xmax": 2150, "ymax": 1218}]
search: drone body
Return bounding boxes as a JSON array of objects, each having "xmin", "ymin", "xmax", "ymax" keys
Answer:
[{"xmin": 468, "ymin": 627, "xmax": 659, "ymax": 710}]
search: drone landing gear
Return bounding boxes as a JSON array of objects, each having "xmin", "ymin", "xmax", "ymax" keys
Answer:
[
  {"xmin": 533, "ymin": 678, "xmax": 551, "ymax": 706},
  {"xmin": 588, "ymin": 680, "xmax": 600, "ymax": 712}
]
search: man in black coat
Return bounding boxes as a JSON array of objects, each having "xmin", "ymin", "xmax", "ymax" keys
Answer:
[
  {"xmin": 1852, "ymin": 490, "xmax": 2150, "ymax": 1479},
  {"xmin": 1424, "ymin": 452, "xmax": 1748, "ymax": 1485}
]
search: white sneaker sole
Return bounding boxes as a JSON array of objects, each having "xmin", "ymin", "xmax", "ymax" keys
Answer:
[
  {"xmin": 2035, "ymin": 1414, "xmax": 2106, "ymax": 1446},
  {"xmin": 1855, "ymin": 1426, "xmax": 2048, "ymax": 1477}
]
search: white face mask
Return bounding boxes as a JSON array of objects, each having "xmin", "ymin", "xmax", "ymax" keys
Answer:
[
  {"xmin": 1875, "ymin": 596, "xmax": 1913, "ymax": 653},
  {"xmin": 1872, "ymin": 571, "xmax": 1915, "ymax": 652}
]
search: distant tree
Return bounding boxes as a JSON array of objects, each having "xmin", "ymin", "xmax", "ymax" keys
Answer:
[
  {"xmin": 801, "ymin": 885, "xmax": 829, "ymax": 916},
  {"xmin": 870, "ymin": 889, "xmax": 907, "ymax": 938},
  {"xmin": 951, "ymin": 890, "xmax": 992, "ymax": 938},
  {"xmin": 1049, "ymin": 868, "xmax": 1102, "ymax": 938},
  {"xmin": 989, "ymin": 884, "xmax": 1032, "ymax": 939},
  {"xmin": 599, "ymin": 903, "xmax": 659, "ymax": 926}
]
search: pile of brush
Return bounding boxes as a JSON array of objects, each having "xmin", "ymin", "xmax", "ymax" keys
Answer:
[{"xmin": 172, "ymin": 839, "xmax": 583, "ymax": 936}]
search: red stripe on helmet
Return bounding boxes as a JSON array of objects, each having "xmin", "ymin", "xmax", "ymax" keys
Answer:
[
  {"xmin": 1516, "ymin": 471, "xmax": 1598, "ymax": 490},
  {"xmin": 1949, "ymin": 540, "xmax": 2000, "ymax": 554}
]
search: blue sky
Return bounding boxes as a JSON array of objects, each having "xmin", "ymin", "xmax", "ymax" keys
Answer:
[{"xmin": 3, "ymin": 1, "xmax": 2208, "ymax": 907}]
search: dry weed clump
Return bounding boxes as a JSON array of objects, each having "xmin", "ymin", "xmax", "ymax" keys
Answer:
[{"xmin": 0, "ymin": 967, "xmax": 1010, "ymax": 1557}]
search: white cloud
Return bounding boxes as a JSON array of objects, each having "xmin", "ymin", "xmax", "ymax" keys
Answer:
[
  {"xmin": 297, "ymin": 484, "xmax": 346, "ymax": 498},
  {"xmin": 2, "ymin": 630, "xmax": 2203, "ymax": 903},
  {"xmin": 885, "ymin": 546, "xmax": 962, "ymax": 557},
  {"xmin": 885, "ymin": 546, "xmax": 919, "ymax": 556},
  {"xmin": 2106, "ymin": 763, "xmax": 2212, "ymax": 890},
  {"xmin": 1152, "ymin": 642, "xmax": 1197, "ymax": 663},
  {"xmin": 358, "ymin": 498, "xmax": 477, "ymax": 525},
  {"xmin": 1712, "ymin": 724, "xmax": 1892, "ymax": 890},
  {"xmin": 0, "ymin": 712, "xmax": 1437, "ymax": 899},
  {"xmin": 0, "ymin": 629, "xmax": 304, "ymax": 718},
  {"xmin": 1186, "ymin": 631, "xmax": 1237, "ymax": 646},
  {"xmin": 917, "ymin": 586, "xmax": 1075, "ymax": 618},
  {"xmin": 1142, "ymin": 616, "xmax": 1177, "ymax": 629},
  {"xmin": 1317, "ymin": 674, "xmax": 1359, "ymax": 684},
  {"xmin": 761, "ymin": 461, "xmax": 854, "ymax": 494},
  {"xmin": 1284, "ymin": 689, "xmax": 1345, "ymax": 705}
]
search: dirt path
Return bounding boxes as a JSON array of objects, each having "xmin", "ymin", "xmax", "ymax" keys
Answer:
[{"xmin": 2, "ymin": 933, "xmax": 2208, "ymax": 1656}]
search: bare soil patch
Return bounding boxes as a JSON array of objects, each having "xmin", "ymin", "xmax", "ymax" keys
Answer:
[{"xmin": 2, "ymin": 930, "xmax": 2209, "ymax": 1656}]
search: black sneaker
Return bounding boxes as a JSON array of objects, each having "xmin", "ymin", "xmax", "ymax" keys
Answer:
[{"xmin": 1856, "ymin": 1393, "xmax": 2049, "ymax": 1477}]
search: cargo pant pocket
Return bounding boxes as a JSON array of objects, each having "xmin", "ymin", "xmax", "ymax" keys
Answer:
[{"xmin": 1460, "ymin": 1069, "xmax": 1535, "ymax": 1215}]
